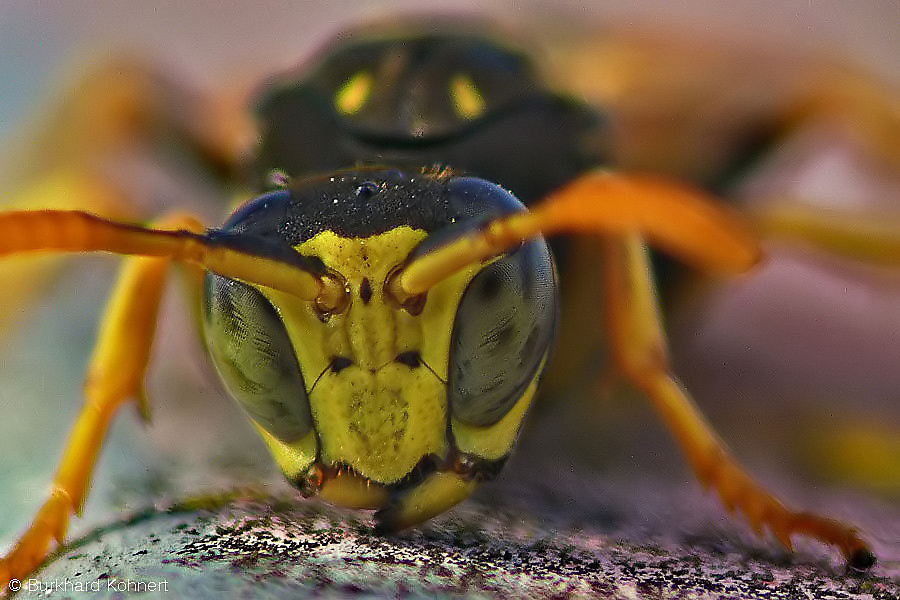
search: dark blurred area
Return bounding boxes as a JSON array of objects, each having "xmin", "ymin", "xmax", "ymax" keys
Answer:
[{"xmin": 0, "ymin": 0, "xmax": 898, "ymax": 573}]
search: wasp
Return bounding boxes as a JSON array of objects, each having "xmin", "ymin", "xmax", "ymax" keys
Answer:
[{"xmin": 0, "ymin": 19, "xmax": 888, "ymax": 589}]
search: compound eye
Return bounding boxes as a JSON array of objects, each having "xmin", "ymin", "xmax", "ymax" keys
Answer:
[
  {"xmin": 202, "ymin": 274, "xmax": 312, "ymax": 442},
  {"xmin": 448, "ymin": 238, "xmax": 557, "ymax": 426}
]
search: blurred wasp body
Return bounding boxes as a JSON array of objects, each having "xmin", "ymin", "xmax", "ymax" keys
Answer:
[{"xmin": 0, "ymin": 21, "xmax": 883, "ymax": 589}]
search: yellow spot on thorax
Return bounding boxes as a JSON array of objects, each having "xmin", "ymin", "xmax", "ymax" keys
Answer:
[
  {"xmin": 335, "ymin": 70, "xmax": 373, "ymax": 115},
  {"xmin": 449, "ymin": 73, "xmax": 486, "ymax": 120}
]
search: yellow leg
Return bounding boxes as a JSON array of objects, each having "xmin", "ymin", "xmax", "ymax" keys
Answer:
[
  {"xmin": 0, "ymin": 214, "xmax": 203, "ymax": 591},
  {"xmin": 0, "ymin": 257, "xmax": 166, "ymax": 589},
  {"xmin": 752, "ymin": 202, "xmax": 900, "ymax": 266},
  {"xmin": 542, "ymin": 237, "xmax": 609, "ymax": 396},
  {"xmin": 602, "ymin": 233, "xmax": 875, "ymax": 568},
  {"xmin": 0, "ymin": 202, "xmax": 349, "ymax": 591},
  {"xmin": 384, "ymin": 169, "xmax": 874, "ymax": 566}
]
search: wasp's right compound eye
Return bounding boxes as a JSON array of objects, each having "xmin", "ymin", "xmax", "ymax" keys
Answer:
[
  {"xmin": 448, "ymin": 239, "xmax": 557, "ymax": 427},
  {"xmin": 202, "ymin": 274, "xmax": 313, "ymax": 443}
]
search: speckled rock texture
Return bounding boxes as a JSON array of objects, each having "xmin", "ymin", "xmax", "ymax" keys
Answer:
[
  {"xmin": 1, "ymin": 261, "xmax": 898, "ymax": 600},
  {"xmin": 12, "ymin": 468, "xmax": 900, "ymax": 599}
]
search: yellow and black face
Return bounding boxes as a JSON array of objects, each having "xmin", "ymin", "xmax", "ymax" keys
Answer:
[{"xmin": 201, "ymin": 169, "xmax": 557, "ymax": 529}]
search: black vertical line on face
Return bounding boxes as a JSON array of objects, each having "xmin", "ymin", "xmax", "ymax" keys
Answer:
[{"xmin": 360, "ymin": 276, "xmax": 373, "ymax": 304}]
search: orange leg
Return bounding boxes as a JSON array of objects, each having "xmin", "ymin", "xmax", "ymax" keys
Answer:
[
  {"xmin": 0, "ymin": 202, "xmax": 346, "ymax": 591},
  {"xmin": 0, "ymin": 214, "xmax": 208, "ymax": 591},
  {"xmin": 0, "ymin": 172, "xmax": 133, "ymax": 332},
  {"xmin": 0, "ymin": 210, "xmax": 329, "ymax": 303},
  {"xmin": 388, "ymin": 170, "xmax": 760, "ymax": 303},
  {"xmin": 601, "ymin": 233, "xmax": 875, "ymax": 569},
  {"xmin": 787, "ymin": 67, "xmax": 900, "ymax": 171},
  {"xmin": 387, "ymin": 170, "xmax": 874, "ymax": 567}
]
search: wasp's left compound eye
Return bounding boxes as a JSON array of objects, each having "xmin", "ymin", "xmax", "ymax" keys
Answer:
[
  {"xmin": 202, "ymin": 275, "xmax": 313, "ymax": 443},
  {"xmin": 414, "ymin": 177, "xmax": 560, "ymax": 428}
]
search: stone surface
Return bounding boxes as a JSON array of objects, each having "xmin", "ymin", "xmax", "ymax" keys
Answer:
[
  {"xmin": 11, "ymin": 470, "xmax": 900, "ymax": 599},
  {"xmin": 1, "ymin": 265, "xmax": 899, "ymax": 598}
]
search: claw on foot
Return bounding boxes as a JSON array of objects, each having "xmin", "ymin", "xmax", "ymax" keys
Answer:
[
  {"xmin": 1, "ymin": 489, "xmax": 73, "ymax": 592},
  {"xmin": 701, "ymin": 447, "xmax": 874, "ymax": 567}
]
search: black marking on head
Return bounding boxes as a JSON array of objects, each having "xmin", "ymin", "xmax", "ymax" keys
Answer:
[
  {"xmin": 386, "ymin": 454, "xmax": 442, "ymax": 493},
  {"xmin": 330, "ymin": 356, "xmax": 353, "ymax": 373},
  {"xmin": 222, "ymin": 170, "xmax": 529, "ymax": 248},
  {"xmin": 360, "ymin": 277, "xmax": 373, "ymax": 304},
  {"xmin": 395, "ymin": 350, "xmax": 421, "ymax": 368},
  {"xmin": 223, "ymin": 170, "xmax": 454, "ymax": 243},
  {"xmin": 204, "ymin": 229, "xmax": 327, "ymax": 275}
]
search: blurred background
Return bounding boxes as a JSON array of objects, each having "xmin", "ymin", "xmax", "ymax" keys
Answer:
[{"xmin": 0, "ymin": 0, "xmax": 898, "ymax": 569}]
